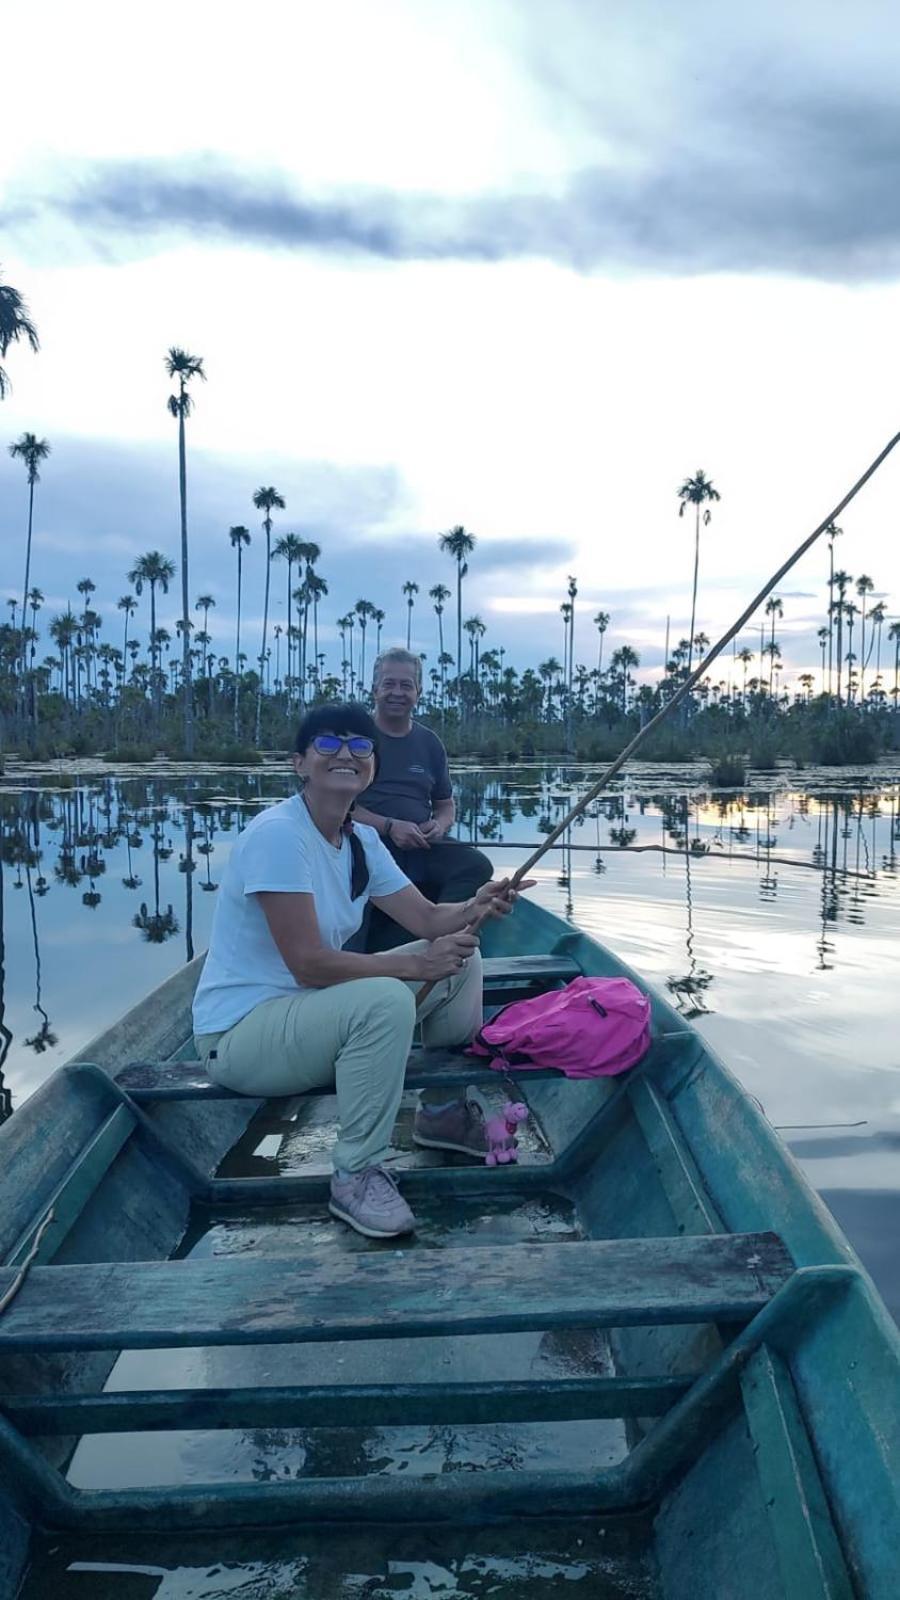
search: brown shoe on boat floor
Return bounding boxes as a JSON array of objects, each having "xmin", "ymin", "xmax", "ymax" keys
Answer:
[{"xmin": 412, "ymin": 1096, "xmax": 488, "ymax": 1158}]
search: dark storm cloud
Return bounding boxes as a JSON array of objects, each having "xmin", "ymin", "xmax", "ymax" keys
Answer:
[{"xmin": 11, "ymin": 77, "xmax": 900, "ymax": 281}]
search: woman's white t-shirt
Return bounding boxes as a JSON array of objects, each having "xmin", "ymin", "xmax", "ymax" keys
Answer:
[{"xmin": 192, "ymin": 795, "xmax": 409, "ymax": 1035}]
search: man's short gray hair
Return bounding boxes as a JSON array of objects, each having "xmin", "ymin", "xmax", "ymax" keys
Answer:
[{"xmin": 372, "ymin": 648, "xmax": 422, "ymax": 689}]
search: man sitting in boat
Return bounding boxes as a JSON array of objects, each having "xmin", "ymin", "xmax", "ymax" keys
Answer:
[
  {"xmin": 351, "ymin": 647, "xmax": 493, "ymax": 948},
  {"xmin": 192, "ymin": 704, "xmax": 529, "ymax": 1241}
]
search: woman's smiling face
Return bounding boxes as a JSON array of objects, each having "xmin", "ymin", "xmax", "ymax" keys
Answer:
[{"xmin": 293, "ymin": 731, "xmax": 376, "ymax": 798}]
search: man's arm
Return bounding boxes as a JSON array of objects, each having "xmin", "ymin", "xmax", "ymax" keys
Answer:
[
  {"xmin": 420, "ymin": 796, "xmax": 455, "ymax": 841},
  {"xmin": 354, "ymin": 804, "xmax": 430, "ymax": 850},
  {"xmin": 351, "ymin": 803, "xmax": 391, "ymax": 837}
]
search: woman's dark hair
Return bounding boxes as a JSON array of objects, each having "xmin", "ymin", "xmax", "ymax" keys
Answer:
[{"xmin": 294, "ymin": 703, "xmax": 379, "ymax": 901}]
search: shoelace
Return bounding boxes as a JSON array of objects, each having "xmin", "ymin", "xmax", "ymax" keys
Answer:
[
  {"xmin": 464, "ymin": 1097, "xmax": 486, "ymax": 1129},
  {"xmin": 364, "ymin": 1165, "xmax": 403, "ymax": 1206}
]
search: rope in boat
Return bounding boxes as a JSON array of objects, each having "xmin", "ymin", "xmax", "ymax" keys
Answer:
[
  {"xmin": 0, "ymin": 1207, "xmax": 56, "ymax": 1320},
  {"xmin": 416, "ymin": 427, "xmax": 900, "ymax": 1011}
]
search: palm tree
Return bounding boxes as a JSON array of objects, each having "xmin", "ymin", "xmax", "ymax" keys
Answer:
[
  {"xmin": 866, "ymin": 600, "xmax": 887, "ymax": 702},
  {"xmin": 565, "ymin": 575, "xmax": 578, "ymax": 708},
  {"xmin": 195, "ymin": 593, "xmax": 216, "ymax": 712},
  {"xmin": 128, "ymin": 551, "xmax": 176, "ymax": 716},
  {"xmin": 439, "ymin": 525, "xmax": 476, "ymax": 710},
  {"xmin": 306, "ymin": 572, "xmax": 328, "ymax": 687},
  {"xmin": 0, "ymin": 269, "xmax": 39, "ymax": 399},
  {"xmin": 430, "ymin": 584, "xmax": 450, "ymax": 654},
  {"xmin": 831, "ymin": 571, "xmax": 852, "ymax": 706},
  {"xmin": 889, "ymin": 620, "xmax": 900, "ymax": 712},
  {"xmin": 610, "ymin": 645, "xmax": 640, "ymax": 714},
  {"xmin": 737, "ymin": 647, "xmax": 754, "ymax": 706},
  {"xmin": 355, "ymin": 599, "xmax": 376, "ymax": 689},
  {"xmin": 676, "ymin": 470, "xmax": 721, "ymax": 680},
  {"xmin": 373, "ymin": 607, "xmax": 385, "ymax": 655},
  {"xmin": 293, "ymin": 541, "xmax": 320, "ymax": 690},
  {"xmin": 839, "ymin": 601, "xmax": 851, "ymax": 700},
  {"xmin": 76, "ymin": 583, "xmax": 98, "ymax": 694},
  {"xmin": 252, "ymin": 487, "xmax": 285, "ymax": 743},
  {"xmin": 402, "ymin": 580, "xmax": 419, "ymax": 648},
  {"xmin": 464, "ymin": 616, "xmax": 486, "ymax": 693},
  {"xmin": 593, "ymin": 611, "xmax": 610, "ymax": 676},
  {"xmin": 49, "ymin": 610, "xmax": 77, "ymax": 703},
  {"xmin": 229, "ymin": 525, "xmax": 251, "ymax": 737},
  {"xmin": 9, "ymin": 433, "xmax": 50, "ymax": 698},
  {"xmin": 816, "ymin": 628, "xmax": 828, "ymax": 694},
  {"xmin": 166, "ymin": 348, "xmax": 206, "ymax": 754},
  {"xmin": 855, "ymin": 574, "xmax": 874, "ymax": 704},
  {"xmin": 430, "ymin": 584, "xmax": 450, "ymax": 707},
  {"xmin": 336, "ymin": 614, "xmax": 351, "ymax": 695},
  {"xmin": 764, "ymin": 597, "xmax": 783, "ymax": 698},
  {"xmin": 117, "ymin": 595, "xmax": 137, "ymax": 682},
  {"xmin": 537, "ymin": 659, "xmax": 558, "ymax": 722},
  {"xmin": 272, "ymin": 533, "xmax": 304, "ymax": 696},
  {"xmin": 195, "ymin": 593, "xmax": 215, "ymax": 639},
  {"xmin": 825, "ymin": 521, "xmax": 842, "ymax": 696},
  {"xmin": 25, "ymin": 586, "xmax": 43, "ymax": 726}
]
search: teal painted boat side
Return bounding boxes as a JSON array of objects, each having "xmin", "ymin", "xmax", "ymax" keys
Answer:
[
  {"xmin": 0, "ymin": 900, "xmax": 898, "ymax": 1597},
  {"xmin": 481, "ymin": 899, "xmax": 900, "ymax": 1595}
]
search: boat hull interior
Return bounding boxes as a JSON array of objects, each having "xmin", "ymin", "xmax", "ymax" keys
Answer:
[{"xmin": 1, "ymin": 899, "xmax": 898, "ymax": 1598}]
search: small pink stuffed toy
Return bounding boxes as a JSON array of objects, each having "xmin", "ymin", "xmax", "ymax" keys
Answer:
[{"xmin": 485, "ymin": 1101, "xmax": 529, "ymax": 1165}]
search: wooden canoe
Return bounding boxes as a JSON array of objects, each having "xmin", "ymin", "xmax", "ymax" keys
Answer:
[{"xmin": 1, "ymin": 897, "xmax": 898, "ymax": 1598}]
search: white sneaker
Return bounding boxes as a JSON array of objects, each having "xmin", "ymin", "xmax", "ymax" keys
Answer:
[{"xmin": 329, "ymin": 1165, "xmax": 417, "ymax": 1239}]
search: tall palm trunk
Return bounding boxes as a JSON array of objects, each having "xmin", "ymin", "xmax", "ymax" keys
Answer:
[
  {"xmin": 827, "ymin": 542, "xmax": 835, "ymax": 697},
  {"xmin": 149, "ymin": 582, "xmax": 159, "ymax": 720},
  {"xmin": 687, "ymin": 503, "xmax": 700, "ymax": 679},
  {"xmin": 19, "ymin": 476, "xmax": 36, "ymax": 722},
  {"xmin": 255, "ymin": 518, "xmax": 272, "ymax": 746},
  {"xmin": 234, "ymin": 543, "xmax": 243, "ymax": 739},
  {"xmin": 456, "ymin": 559, "xmax": 464, "ymax": 715},
  {"xmin": 859, "ymin": 599, "xmax": 867, "ymax": 707},
  {"xmin": 176, "ymin": 390, "xmax": 193, "ymax": 755},
  {"xmin": 285, "ymin": 557, "xmax": 294, "ymax": 701}
]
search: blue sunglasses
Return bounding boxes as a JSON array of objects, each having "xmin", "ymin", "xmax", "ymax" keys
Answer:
[{"xmin": 311, "ymin": 734, "xmax": 375, "ymax": 757}]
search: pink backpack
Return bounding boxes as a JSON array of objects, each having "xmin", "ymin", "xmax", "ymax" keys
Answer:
[{"xmin": 468, "ymin": 976, "xmax": 651, "ymax": 1079}]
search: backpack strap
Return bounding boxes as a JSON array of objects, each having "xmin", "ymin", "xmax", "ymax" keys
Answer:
[{"xmin": 473, "ymin": 1018, "xmax": 535, "ymax": 1070}]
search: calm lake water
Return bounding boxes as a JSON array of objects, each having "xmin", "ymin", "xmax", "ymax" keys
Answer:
[{"xmin": 2, "ymin": 759, "xmax": 899, "ymax": 1321}]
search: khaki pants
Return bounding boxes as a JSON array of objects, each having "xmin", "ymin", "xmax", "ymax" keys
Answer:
[{"xmin": 194, "ymin": 944, "xmax": 483, "ymax": 1174}]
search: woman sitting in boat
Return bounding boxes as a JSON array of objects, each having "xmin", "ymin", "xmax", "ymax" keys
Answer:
[{"xmin": 192, "ymin": 704, "xmax": 530, "ymax": 1240}]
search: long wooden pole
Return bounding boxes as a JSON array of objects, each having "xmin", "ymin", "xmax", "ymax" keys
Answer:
[
  {"xmin": 512, "ymin": 429, "xmax": 900, "ymax": 882},
  {"xmin": 416, "ymin": 428, "xmax": 900, "ymax": 1010}
]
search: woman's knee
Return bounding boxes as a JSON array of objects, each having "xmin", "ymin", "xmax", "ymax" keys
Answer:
[
  {"xmin": 453, "ymin": 947, "xmax": 483, "ymax": 996},
  {"xmin": 350, "ymin": 976, "xmax": 416, "ymax": 1030}
]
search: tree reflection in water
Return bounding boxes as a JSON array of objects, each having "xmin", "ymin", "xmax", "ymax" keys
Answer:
[
  {"xmin": 666, "ymin": 796, "xmax": 714, "ymax": 1019},
  {"xmin": 0, "ymin": 768, "xmax": 898, "ymax": 1111}
]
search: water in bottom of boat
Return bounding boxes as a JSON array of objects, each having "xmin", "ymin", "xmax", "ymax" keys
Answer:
[
  {"xmin": 22, "ymin": 1513, "xmax": 661, "ymax": 1598},
  {"xmin": 67, "ymin": 1188, "xmax": 622, "ymax": 1496}
]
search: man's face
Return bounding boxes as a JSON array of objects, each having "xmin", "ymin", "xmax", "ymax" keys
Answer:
[{"xmin": 373, "ymin": 666, "xmax": 419, "ymax": 719}]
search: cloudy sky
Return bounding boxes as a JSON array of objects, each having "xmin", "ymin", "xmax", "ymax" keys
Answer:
[{"xmin": 3, "ymin": 0, "xmax": 900, "ymax": 687}]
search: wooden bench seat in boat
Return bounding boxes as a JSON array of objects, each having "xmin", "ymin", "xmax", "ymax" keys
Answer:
[
  {"xmin": 0, "ymin": 1231, "xmax": 792, "ymax": 1353},
  {"xmin": 117, "ymin": 1044, "xmax": 566, "ymax": 1100},
  {"xmin": 117, "ymin": 952, "xmax": 583, "ymax": 1101}
]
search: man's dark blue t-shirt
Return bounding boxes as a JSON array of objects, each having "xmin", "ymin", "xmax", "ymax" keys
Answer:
[{"xmin": 359, "ymin": 723, "xmax": 452, "ymax": 825}]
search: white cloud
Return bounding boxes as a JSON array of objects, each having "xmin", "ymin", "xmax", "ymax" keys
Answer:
[{"xmin": 4, "ymin": 0, "xmax": 900, "ymax": 686}]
